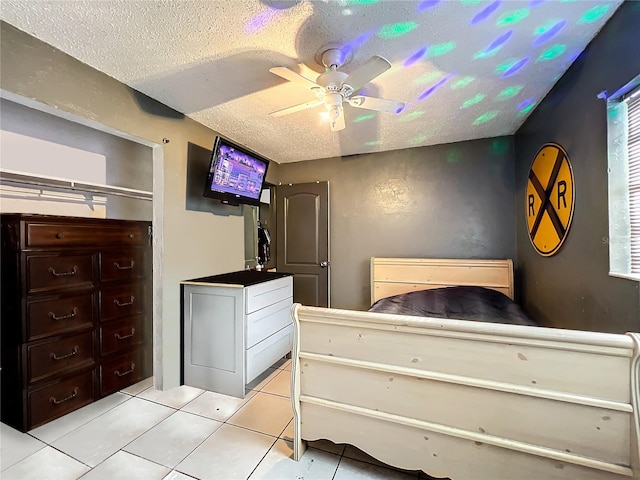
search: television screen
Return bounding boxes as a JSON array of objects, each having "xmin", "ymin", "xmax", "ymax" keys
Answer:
[{"xmin": 203, "ymin": 137, "xmax": 270, "ymax": 206}]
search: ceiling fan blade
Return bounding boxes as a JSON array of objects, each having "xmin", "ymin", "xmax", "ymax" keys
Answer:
[
  {"xmin": 330, "ymin": 107, "xmax": 345, "ymax": 132},
  {"xmin": 269, "ymin": 99, "xmax": 324, "ymax": 118},
  {"xmin": 348, "ymin": 95, "xmax": 404, "ymax": 113},
  {"xmin": 342, "ymin": 55, "xmax": 392, "ymax": 92},
  {"xmin": 269, "ymin": 67, "xmax": 319, "ymax": 89}
]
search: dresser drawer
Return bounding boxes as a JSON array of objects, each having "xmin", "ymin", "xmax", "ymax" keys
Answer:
[
  {"xmin": 245, "ymin": 276, "xmax": 293, "ymax": 314},
  {"xmin": 100, "ymin": 348, "xmax": 146, "ymax": 396},
  {"xmin": 27, "ymin": 254, "xmax": 94, "ymax": 294},
  {"xmin": 27, "ymin": 293, "xmax": 94, "ymax": 341},
  {"xmin": 100, "ymin": 249, "xmax": 146, "ymax": 283},
  {"xmin": 100, "ymin": 283, "xmax": 145, "ymax": 322},
  {"xmin": 100, "ymin": 315, "xmax": 145, "ymax": 357},
  {"xmin": 27, "ymin": 331, "xmax": 95, "ymax": 384},
  {"xmin": 27, "ymin": 223, "xmax": 147, "ymax": 248},
  {"xmin": 28, "ymin": 370, "xmax": 95, "ymax": 429},
  {"xmin": 246, "ymin": 297, "xmax": 292, "ymax": 349},
  {"xmin": 246, "ymin": 324, "xmax": 293, "ymax": 384}
]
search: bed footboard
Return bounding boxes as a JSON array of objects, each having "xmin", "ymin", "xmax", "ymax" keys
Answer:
[{"xmin": 290, "ymin": 304, "xmax": 640, "ymax": 480}]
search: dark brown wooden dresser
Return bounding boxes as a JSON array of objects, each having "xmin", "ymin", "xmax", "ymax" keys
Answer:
[{"xmin": 1, "ymin": 214, "xmax": 152, "ymax": 431}]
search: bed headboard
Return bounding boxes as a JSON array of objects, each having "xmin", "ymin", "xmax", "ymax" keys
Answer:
[{"xmin": 370, "ymin": 257, "xmax": 514, "ymax": 304}]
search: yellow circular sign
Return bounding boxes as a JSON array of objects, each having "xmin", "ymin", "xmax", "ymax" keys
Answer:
[{"xmin": 526, "ymin": 143, "xmax": 575, "ymax": 257}]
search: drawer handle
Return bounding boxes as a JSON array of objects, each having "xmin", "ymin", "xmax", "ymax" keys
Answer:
[
  {"xmin": 56, "ymin": 232, "xmax": 64, "ymax": 239},
  {"xmin": 113, "ymin": 296, "xmax": 135, "ymax": 307},
  {"xmin": 50, "ymin": 345, "xmax": 79, "ymax": 361},
  {"xmin": 114, "ymin": 260, "xmax": 135, "ymax": 270},
  {"xmin": 114, "ymin": 363, "xmax": 135, "ymax": 377},
  {"xmin": 49, "ymin": 307, "xmax": 78, "ymax": 321},
  {"xmin": 115, "ymin": 328, "xmax": 136, "ymax": 340},
  {"xmin": 48, "ymin": 266, "xmax": 78, "ymax": 277},
  {"xmin": 49, "ymin": 387, "xmax": 78, "ymax": 405}
]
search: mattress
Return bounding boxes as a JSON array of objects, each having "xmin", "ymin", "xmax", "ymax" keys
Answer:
[{"xmin": 368, "ymin": 286, "xmax": 536, "ymax": 326}]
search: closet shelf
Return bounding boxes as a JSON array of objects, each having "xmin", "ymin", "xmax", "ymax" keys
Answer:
[{"xmin": 0, "ymin": 169, "xmax": 152, "ymax": 201}]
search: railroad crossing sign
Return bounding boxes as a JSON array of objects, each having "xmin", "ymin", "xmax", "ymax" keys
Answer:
[{"xmin": 526, "ymin": 143, "xmax": 575, "ymax": 257}]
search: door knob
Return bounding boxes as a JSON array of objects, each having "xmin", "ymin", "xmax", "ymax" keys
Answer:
[{"xmin": 320, "ymin": 261, "xmax": 330, "ymax": 268}]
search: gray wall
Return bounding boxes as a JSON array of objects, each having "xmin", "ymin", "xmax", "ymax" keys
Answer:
[
  {"xmin": 514, "ymin": 1, "xmax": 640, "ymax": 333},
  {"xmin": 278, "ymin": 137, "xmax": 517, "ymax": 310},
  {"xmin": 1, "ymin": 98, "xmax": 153, "ymax": 220}
]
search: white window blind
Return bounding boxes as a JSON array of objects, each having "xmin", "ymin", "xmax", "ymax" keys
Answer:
[
  {"xmin": 629, "ymin": 92, "xmax": 640, "ymax": 273},
  {"xmin": 607, "ymin": 76, "xmax": 640, "ymax": 281}
]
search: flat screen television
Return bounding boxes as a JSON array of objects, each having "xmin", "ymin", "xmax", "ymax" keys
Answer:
[{"xmin": 203, "ymin": 137, "xmax": 270, "ymax": 206}]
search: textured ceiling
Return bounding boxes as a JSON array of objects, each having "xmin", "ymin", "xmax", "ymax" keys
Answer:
[{"xmin": 0, "ymin": 0, "xmax": 622, "ymax": 163}]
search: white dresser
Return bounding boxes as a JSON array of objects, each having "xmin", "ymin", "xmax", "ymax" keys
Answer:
[{"xmin": 181, "ymin": 271, "xmax": 293, "ymax": 398}]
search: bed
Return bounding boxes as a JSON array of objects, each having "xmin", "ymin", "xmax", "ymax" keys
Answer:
[{"xmin": 290, "ymin": 258, "xmax": 640, "ymax": 480}]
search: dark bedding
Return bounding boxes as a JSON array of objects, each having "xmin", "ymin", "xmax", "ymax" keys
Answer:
[{"xmin": 368, "ymin": 286, "xmax": 537, "ymax": 326}]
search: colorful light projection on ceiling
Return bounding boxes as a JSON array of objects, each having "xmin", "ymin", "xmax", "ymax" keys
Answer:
[{"xmin": 253, "ymin": 0, "xmax": 616, "ymax": 147}]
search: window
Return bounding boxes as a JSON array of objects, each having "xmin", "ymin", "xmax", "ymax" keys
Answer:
[{"xmin": 607, "ymin": 75, "xmax": 640, "ymax": 280}]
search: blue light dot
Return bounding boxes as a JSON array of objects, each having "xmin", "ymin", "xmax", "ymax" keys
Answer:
[
  {"xmin": 487, "ymin": 30, "xmax": 513, "ymax": 52},
  {"xmin": 518, "ymin": 98, "xmax": 534, "ymax": 110},
  {"xmin": 419, "ymin": 74, "xmax": 454, "ymax": 100},
  {"xmin": 529, "ymin": 0, "xmax": 544, "ymax": 6},
  {"xmin": 501, "ymin": 57, "xmax": 529, "ymax": 78},
  {"xmin": 471, "ymin": 1, "xmax": 501, "ymax": 25},
  {"xmin": 417, "ymin": 0, "xmax": 440, "ymax": 12},
  {"xmin": 532, "ymin": 19, "xmax": 566, "ymax": 47},
  {"xmin": 403, "ymin": 46, "xmax": 428, "ymax": 67}
]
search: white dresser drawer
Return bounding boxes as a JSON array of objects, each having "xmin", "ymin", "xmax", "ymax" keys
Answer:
[
  {"xmin": 245, "ymin": 324, "xmax": 293, "ymax": 384},
  {"xmin": 245, "ymin": 276, "xmax": 292, "ymax": 314},
  {"xmin": 246, "ymin": 297, "xmax": 292, "ymax": 349}
]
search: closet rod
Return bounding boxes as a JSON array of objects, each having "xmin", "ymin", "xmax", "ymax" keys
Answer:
[{"xmin": 0, "ymin": 169, "xmax": 153, "ymax": 201}]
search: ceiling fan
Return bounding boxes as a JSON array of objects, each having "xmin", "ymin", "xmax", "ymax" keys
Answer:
[{"xmin": 268, "ymin": 47, "xmax": 405, "ymax": 132}]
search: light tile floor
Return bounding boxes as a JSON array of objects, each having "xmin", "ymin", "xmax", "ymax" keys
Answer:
[{"xmin": 1, "ymin": 358, "xmax": 436, "ymax": 480}]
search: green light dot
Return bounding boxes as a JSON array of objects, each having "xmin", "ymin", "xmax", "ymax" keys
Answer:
[
  {"xmin": 364, "ymin": 140, "xmax": 382, "ymax": 146},
  {"xmin": 578, "ymin": 4, "xmax": 610, "ymax": 24},
  {"xmin": 354, "ymin": 114, "xmax": 375, "ymax": 123},
  {"xmin": 496, "ymin": 85, "xmax": 523, "ymax": 100},
  {"xmin": 378, "ymin": 22, "xmax": 418, "ymax": 39},
  {"xmin": 495, "ymin": 59, "xmax": 518, "ymax": 74},
  {"xmin": 460, "ymin": 94, "xmax": 486, "ymax": 109},
  {"xmin": 410, "ymin": 134, "xmax": 428, "ymax": 145},
  {"xmin": 518, "ymin": 104, "xmax": 536, "ymax": 117},
  {"xmin": 451, "ymin": 76, "xmax": 475, "ymax": 89},
  {"xmin": 414, "ymin": 71, "xmax": 442, "ymax": 85},
  {"xmin": 491, "ymin": 138, "xmax": 510, "ymax": 155},
  {"xmin": 400, "ymin": 111, "xmax": 425, "ymax": 122},
  {"xmin": 496, "ymin": 8, "xmax": 530, "ymax": 27},
  {"xmin": 461, "ymin": 0, "xmax": 483, "ymax": 5},
  {"xmin": 426, "ymin": 41, "xmax": 456, "ymax": 58},
  {"xmin": 447, "ymin": 149, "xmax": 461, "ymax": 164},
  {"xmin": 534, "ymin": 18, "xmax": 561, "ymax": 35},
  {"xmin": 473, "ymin": 111, "xmax": 499, "ymax": 125},
  {"xmin": 537, "ymin": 44, "xmax": 566, "ymax": 61},
  {"xmin": 473, "ymin": 48, "xmax": 500, "ymax": 60}
]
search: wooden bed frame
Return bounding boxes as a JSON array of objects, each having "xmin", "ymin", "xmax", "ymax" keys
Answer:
[{"xmin": 291, "ymin": 258, "xmax": 640, "ymax": 480}]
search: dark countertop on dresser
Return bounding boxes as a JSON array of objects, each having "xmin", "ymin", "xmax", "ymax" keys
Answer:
[{"xmin": 182, "ymin": 270, "xmax": 292, "ymax": 287}]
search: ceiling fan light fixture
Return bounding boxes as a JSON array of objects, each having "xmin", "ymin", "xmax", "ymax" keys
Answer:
[{"xmin": 269, "ymin": 45, "xmax": 403, "ymax": 131}]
